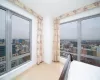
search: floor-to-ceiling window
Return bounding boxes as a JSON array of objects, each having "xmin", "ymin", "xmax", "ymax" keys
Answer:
[
  {"xmin": 0, "ymin": 6, "xmax": 32, "ymax": 76},
  {"xmin": 11, "ymin": 14, "xmax": 31, "ymax": 68},
  {"xmin": 60, "ymin": 21, "xmax": 78, "ymax": 60},
  {"xmin": 81, "ymin": 16, "xmax": 100, "ymax": 66},
  {"xmin": 60, "ymin": 14, "xmax": 100, "ymax": 67},
  {"xmin": 0, "ymin": 8, "xmax": 6, "ymax": 75}
]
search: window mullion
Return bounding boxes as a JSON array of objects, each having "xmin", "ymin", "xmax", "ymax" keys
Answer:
[{"xmin": 77, "ymin": 20, "xmax": 81, "ymax": 61}]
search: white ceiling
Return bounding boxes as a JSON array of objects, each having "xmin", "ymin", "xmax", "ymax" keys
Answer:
[{"xmin": 20, "ymin": 0, "xmax": 100, "ymax": 17}]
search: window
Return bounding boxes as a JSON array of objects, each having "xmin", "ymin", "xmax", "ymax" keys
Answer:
[
  {"xmin": 81, "ymin": 16, "xmax": 100, "ymax": 66},
  {"xmin": 0, "ymin": 8, "xmax": 6, "ymax": 75},
  {"xmin": 60, "ymin": 22, "xmax": 78, "ymax": 60},
  {"xmin": 11, "ymin": 15, "xmax": 31, "ymax": 68},
  {"xmin": 0, "ymin": 6, "xmax": 32, "ymax": 76},
  {"xmin": 60, "ymin": 14, "xmax": 100, "ymax": 67}
]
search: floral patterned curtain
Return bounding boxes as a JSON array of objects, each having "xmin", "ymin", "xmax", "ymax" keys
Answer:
[
  {"xmin": 57, "ymin": 1, "xmax": 100, "ymax": 19},
  {"xmin": 53, "ymin": 18, "xmax": 60, "ymax": 62},
  {"xmin": 37, "ymin": 18, "xmax": 43, "ymax": 64}
]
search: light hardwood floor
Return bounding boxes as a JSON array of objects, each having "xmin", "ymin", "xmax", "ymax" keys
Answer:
[{"xmin": 15, "ymin": 62, "xmax": 64, "ymax": 80}]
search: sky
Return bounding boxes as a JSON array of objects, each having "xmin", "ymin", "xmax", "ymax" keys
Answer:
[
  {"xmin": 0, "ymin": 9, "xmax": 29, "ymax": 39},
  {"xmin": 60, "ymin": 16, "xmax": 100, "ymax": 40},
  {"xmin": 12, "ymin": 15, "xmax": 29, "ymax": 39},
  {"xmin": 0, "ymin": 9, "xmax": 5, "ymax": 39}
]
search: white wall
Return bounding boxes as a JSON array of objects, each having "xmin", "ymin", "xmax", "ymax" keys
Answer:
[
  {"xmin": 60, "ymin": 7, "xmax": 100, "ymax": 64},
  {"xmin": 0, "ymin": 0, "xmax": 37, "ymax": 80},
  {"xmin": 43, "ymin": 16, "xmax": 53, "ymax": 64}
]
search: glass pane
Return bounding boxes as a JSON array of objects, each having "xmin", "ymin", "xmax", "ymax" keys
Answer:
[
  {"xmin": 11, "ymin": 15, "xmax": 30, "ymax": 68},
  {"xmin": 11, "ymin": 60, "xmax": 17, "ymax": 68},
  {"xmin": 0, "ymin": 63, "xmax": 6, "ymax": 73},
  {"xmin": 18, "ymin": 55, "xmax": 30, "ymax": 65},
  {"xmin": 72, "ymin": 54, "xmax": 77, "ymax": 60},
  {"xmin": 81, "ymin": 57, "xmax": 100, "ymax": 67},
  {"xmin": 60, "ymin": 51, "xmax": 77, "ymax": 60},
  {"xmin": 0, "ymin": 9, "xmax": 6, "ymax": 74},
  {"xmin": 12, "ymin": 15, "xmax": 30, "ymax": 57},
  {"xmin": 60, "ymin": 22, "xmax": 77, "ymax": 58},
  {"xmin": 11, "ymin": 55, "xmax": 30, "ymax": 68},
  {"xmin": 81, "ymin": 17, "xmax": 100, "ymax": 57},
  {"xmin": 81, "ymin": 16, "xmax": 100, "ymax": 67}
]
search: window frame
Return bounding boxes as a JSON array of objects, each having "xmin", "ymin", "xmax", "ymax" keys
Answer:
[
  {"xmin": 60, "ymin": 13, "xmax": 100, "ymax": 63},
  {"xmin": 0, "ymin": 6, "xmax": 32, "ymax": 76}
]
